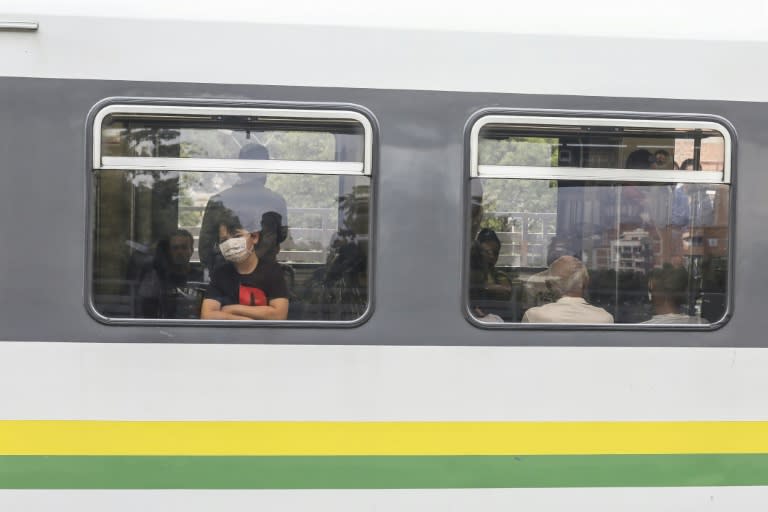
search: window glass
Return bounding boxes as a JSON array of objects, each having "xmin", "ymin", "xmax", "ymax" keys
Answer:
[
  {"xmin": 101, "ymin": 114, "xmax": 364, "ymax": 163},
  {"xmin": 474, "ymin": 117, "xmax": 728, "ymax": 183},
  {"xmin": 469, "ymin": 116, "xmax": 730, "ymax": 326},
  {"xmin": 91, "ymin": 106, "xmax": 371, "ymax": 323}
]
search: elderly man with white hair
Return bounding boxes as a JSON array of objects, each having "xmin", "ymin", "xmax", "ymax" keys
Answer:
[{"xmin": 521, "ymin": 256, "xmax": 613, "ymax": 324}]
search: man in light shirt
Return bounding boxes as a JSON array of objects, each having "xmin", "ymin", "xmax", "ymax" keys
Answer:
[{"xmin": 521, "ymin": 256, "xmax": 613, "ymax": 324}]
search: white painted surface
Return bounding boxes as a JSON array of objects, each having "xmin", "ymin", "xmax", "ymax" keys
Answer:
[
  {"xmin": 3, "ymin": 0, "xmax": 768, "ymax": 40},
  {"xmin": 1, "ymin": 5, "xmax": 768, "ymax": 101},
  {"xmin": 2, "ymin": 487, "xmax": 768, "ymax": 511},
  {"xmin": 2, "ymin": 4, "xmax": 766, "ymax": 505},
  {"xmin": 0, "ymin": 342, "xmax": 763, "ymax": 421}
]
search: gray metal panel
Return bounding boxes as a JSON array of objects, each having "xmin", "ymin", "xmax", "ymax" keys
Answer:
[{"xmin": 0, "ymin": 77, "xmax": 764, "ymax": 346}]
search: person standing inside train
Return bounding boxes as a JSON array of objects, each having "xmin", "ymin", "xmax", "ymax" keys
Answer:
[{"xmin": 198, "ymin": 143, "xmax": 288, "ymax": 275}]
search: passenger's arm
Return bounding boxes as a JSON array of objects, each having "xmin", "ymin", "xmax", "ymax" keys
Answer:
[
  {"xmin": 221, "ymin": 298, "xmax": 289, "ymax": 320},
  {"xmin": 200, "ymin": 298, "xmax": 253, "ymax": 320}
]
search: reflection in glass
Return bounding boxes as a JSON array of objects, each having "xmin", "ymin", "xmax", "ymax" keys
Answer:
[
  {"xmin": 478, "ymin": 123, "xmax": 725, "ymax": 172},
  {"xmin": 92, "ymin": 168, "xmax": 370, "ymax": 321},
  {"xmin": 469, "ymin": 178, "xmax": 729, "ymax": 324},
  {"xmin": 101, "ymin": 115, "xmax": 364, "ymax": 163}
]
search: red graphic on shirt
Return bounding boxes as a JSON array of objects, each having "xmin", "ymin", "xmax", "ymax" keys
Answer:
[{"xmin": 239, "ymin": 285, "xmax": 267, "ymax": 306}]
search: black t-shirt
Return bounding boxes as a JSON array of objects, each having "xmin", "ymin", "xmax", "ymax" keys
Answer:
[{"xmin": 205, "ymin": 260, "xmax": 288, "ymax": 307}]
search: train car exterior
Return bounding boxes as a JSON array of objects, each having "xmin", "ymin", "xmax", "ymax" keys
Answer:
[{"xmin": 2, "ymin": 3, "xmax": 768, "ymax": 510}]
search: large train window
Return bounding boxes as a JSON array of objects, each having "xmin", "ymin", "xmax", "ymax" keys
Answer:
[
  {"xmin": 89, "ymin": 103, "xmax": 373, "ymax": 325},
  {"xmin": 467, "ymin": 113, "xmax": 731, "ymax": 327}
]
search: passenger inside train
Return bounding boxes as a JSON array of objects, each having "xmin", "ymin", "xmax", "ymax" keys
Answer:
[
  {"xmin": 643, "ymin": 264, "xmax": 708, "ymax": 324},
  {"xmin": 200, "ymin": 211, "xmax": 290, "ymax": 321},
  {"xmin": 521, "ymin": 255, "xmax": 614, "ymax": 323},
  {"xmin": 470, "ymin": 117, "xmax": 730, "ymax": 325},
  {"xmin": 90, "ymin": 109, "xmax": 371, "ymax": 322},
  {"xmin": 198, "ymin": 143, "xmax": 288, "ymax": 274},
  {"xmin": 136, "ymin": 229, "xmax": 205, "ymax": 319}
]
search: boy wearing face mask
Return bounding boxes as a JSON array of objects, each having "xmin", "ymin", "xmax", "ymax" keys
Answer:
[{"xmin": 200, "ymin": 216, "xmax": 289, "ymax": 321}]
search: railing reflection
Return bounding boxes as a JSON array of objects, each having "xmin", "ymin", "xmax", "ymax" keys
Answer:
[
  {"xmin": 180, "ymin": 206, "xmax": 338, "ymax": 265},
  {"xmin": 484, "ymin": 211, "xmax": 557, "ymax": 268}
]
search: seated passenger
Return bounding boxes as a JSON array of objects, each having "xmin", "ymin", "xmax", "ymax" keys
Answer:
[
  {"xmin": 626, "ymin": 149, "xmax": 654, "ymax": 170},
  {"xmin": 200, "ymin": 214, "xmax": 289, "ymax": 320},
  {"xmin": 300, "ymin": 190, "xmax": 368, "ymax": 321},
  {"xmin": 473, "ymin": 229, "xmax": 513, "ymax": 298},
  {"xmin": 523, "ymin": 235, "xmax": 577, "ymax": 310},
  {"xmin": 653, "ymin": 149, "xmax": 672, "ymax": 170},
  {"xmin": 643, "ymin": 264, "xmax": 706, "ymax": 324},
  {"xmin": 470, "ymin": 228, "xmax": 513, "ymax": 322},
  {"xmin": 137, "ymin": 229, "xmax": 204, "ymax": 319},
  {"xmin": 522, "ymin": 256, "xmax": 613, "ymax": 323}
]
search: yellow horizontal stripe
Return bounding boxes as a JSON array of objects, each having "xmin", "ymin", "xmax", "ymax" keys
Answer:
[{"xmin": 2, "ymin": 421, "xmax": 768, "ymax": 456}]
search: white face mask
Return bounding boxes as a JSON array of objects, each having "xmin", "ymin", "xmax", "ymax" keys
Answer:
[{"xmin": 219, "ymin": 237, "xmax": 251, "ymax": 263}]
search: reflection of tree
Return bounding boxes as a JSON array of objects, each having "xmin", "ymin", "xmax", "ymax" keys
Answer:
[
  {"xmin": 300, "ymin": 182, "xmax": 369, "ymax": 320},
  {"xmin": 181, "ymin": 132, "xmax": 240, "ymax": 159},
  {"xmin": 255, "ymin": 131, "xmax": 335, "ymax": 161},
  {"xmin": 116, "ymin": 128, "xmax": 339, "ymax": 213},
  {"xmin": 177, "ymin": 131, "xmax": 338, "ymax": 213},
  {"xmin": 267, "ymin": 174, "xmax": 337, "ymax": 209},
  {"xmin": 481, "ymin": 179, "xmax": 557, "ymax": 243},
  {"xmin": 479, "ymin": 137, "xmax": 558, "ymax": 167},
  {"xmin": 118, "ymin": 127, "xmax": 181, "ymax": 157},
  {"xmin": 122, "ymin": 169, "xmax": 174, "ymax": 188},
  {"xmin": 115, "ymin": 125, "xmax": 335, "ymax": 164},
  {"xmin": 93, "ymin": 170, "xmax": 179, "ymax": 305},
  {"xmin": 178, "ymin": 173, "xmax": 204, "ymax": 228},
  {"xmin": 479, "ymin": 137, "xmax": 558, "ymax": 233}
]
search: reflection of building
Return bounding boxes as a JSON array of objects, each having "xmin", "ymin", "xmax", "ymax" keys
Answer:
[
  {"xmin": 592, "ymin": 228, "xmax": 659, "ymax": 274},
  {"xmin": 591, "ymin": 223, "xmax": 728, "ymax": 275},
  {"xmin": 673, "ymin": 138, "xmax": 726, "ymax": 171},
  {"xmin": 608, "ymin": 229, "xmax": 654, "ymax": 273},
  {"xmin": 682, "ymin": 226, "xmax": 728, "ymax": 258}
]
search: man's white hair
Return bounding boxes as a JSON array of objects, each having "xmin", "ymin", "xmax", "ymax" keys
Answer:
[{"xmin": 550, "ymin": 256, "xmax": 589, "ymax": 296}]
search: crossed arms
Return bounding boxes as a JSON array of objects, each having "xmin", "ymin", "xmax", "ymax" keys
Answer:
[{"xmin": 200, "ymin": 298, "xmax": 289, "ymax": 320}]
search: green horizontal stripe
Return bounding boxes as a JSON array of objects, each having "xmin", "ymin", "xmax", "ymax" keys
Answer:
[{"xmin": 2, "ymin": 454, "xmax": 768, "ymax": 489}]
